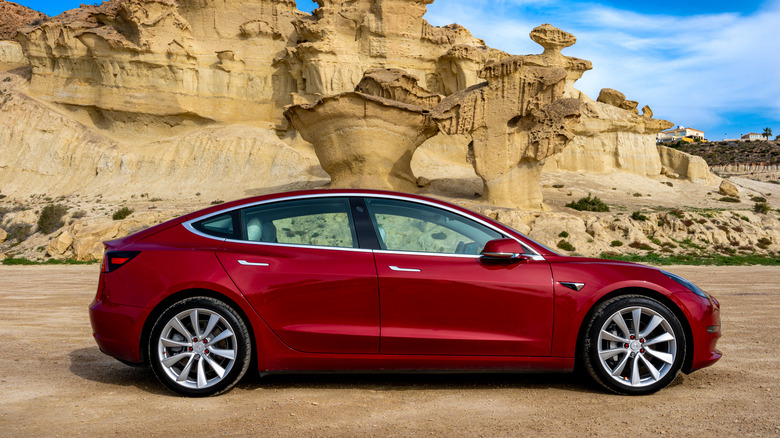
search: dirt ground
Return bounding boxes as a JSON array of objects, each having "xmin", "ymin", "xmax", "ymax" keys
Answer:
[{"xmin": 0, "ymin": 265, "xmax": 778, "ymax": 437}]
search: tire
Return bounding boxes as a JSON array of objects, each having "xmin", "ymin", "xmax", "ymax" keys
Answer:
[
  {"xmin": 149, "ymin": 297, "xmax": 252, "ymax": 397},
  {"xmin": 582, "ymin": 295, "xmax": 686, "ymax": 395}
]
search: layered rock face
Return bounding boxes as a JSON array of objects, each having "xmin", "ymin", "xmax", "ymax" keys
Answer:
[
  {"xmin": 0, "ymin": 71, "xmax": 326, "ymax": 200},
  {"xmin": 16, "ymin": 0, "xmax": 302, "ymax": 125},
  {"xmin": 282, "ymin": 0, "xmax": 502, "ymax": 99},
  {"xmin": 15, "ymin": 0, "xmax": 499, "ymax": 129}
]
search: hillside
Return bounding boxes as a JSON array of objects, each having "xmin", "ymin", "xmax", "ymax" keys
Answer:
[
  {"xmin": 0, "ymin": 0, "xmax": 46, "ymax": 41},
  {"xmin": 668, "ymin": 140, "xmax": 780, "ymax": 166}
]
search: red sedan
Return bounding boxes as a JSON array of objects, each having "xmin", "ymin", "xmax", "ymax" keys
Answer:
[{"xmin": 89, "ymin": 189, "xmax": 721, "ymax": 396}]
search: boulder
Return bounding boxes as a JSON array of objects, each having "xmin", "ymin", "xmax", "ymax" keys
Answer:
[
  {"xmin": 46, "ymin": 231, "xmax": 73, "ymax": 257},
  {"xmin": 0, "ymin": 226, "xmax": 6, "ymax": 243},
  {"xmin": 719, "ymin": 179, "xmax": 740, "ymax": 197},
  {"xmin": 597, "ymin": 88, "xmax": 625, "ymax": 107},
  {"xmin": 619, "ymin": 100, "xmax": 640, "ymax": 114}
]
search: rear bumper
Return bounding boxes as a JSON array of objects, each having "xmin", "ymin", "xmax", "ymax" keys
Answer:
[{"xmin": 89, "ymin": 298, "xmax": 147, "ymax": 364}]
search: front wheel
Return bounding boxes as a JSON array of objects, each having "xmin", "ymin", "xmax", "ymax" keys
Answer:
[
  {"xmin": 149, "ymin": 297, "xmax": 252, "ymax": 397},
  {"xmin": 582, "ymin": 295, "xmax": 686, "ymax": 395}
]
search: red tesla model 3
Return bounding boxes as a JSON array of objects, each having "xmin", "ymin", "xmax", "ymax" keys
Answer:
[{"xmin": 89, "ymin": 189, "xmax": 721, "ymax": 396}]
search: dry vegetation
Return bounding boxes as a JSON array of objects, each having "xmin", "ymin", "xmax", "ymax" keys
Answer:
[{"xmin": 669, "ymin": 140, "xmax": 780, "ymax": 166}]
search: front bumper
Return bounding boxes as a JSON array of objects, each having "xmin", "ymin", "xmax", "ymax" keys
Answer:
[{"xmin": 678, "ymin": 293, "xmax": 722, "ymax": 372}]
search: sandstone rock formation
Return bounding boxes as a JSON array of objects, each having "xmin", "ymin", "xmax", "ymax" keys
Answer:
[
  {"xmin": 0, "ymin": 0, "xmax": 46, "ymax": 41},
  {"xmin": 657, "ymin": 145, "xmax": 714, "ymax": 184},
  {"xmin": 16, "ymin": 0, "xmax": 302, "ymax": 125},
  {"xmin": 281, "ymin": 0, "xmax": 499, "ymax": 100},
  {"xmin": 0, "ymin": 70, "xmax": 326, "ymax": 200},
  {"xmin": 544, "ymin": 94, "xmax": 673, "ymax": 176},
  {"xmin": 5, "ymin": 0, "xmax": 707, "ymax": 213},
  {"xmin": 285, "ymin": 72, "xmax": 438, "ymax": 191},
  {"xmin": 0, "ymin": 41, "xmax": 26, "ymax": 67},
  {"xmin": 433, "ymin": 55, "xmax": 580, "ymax": 208}
]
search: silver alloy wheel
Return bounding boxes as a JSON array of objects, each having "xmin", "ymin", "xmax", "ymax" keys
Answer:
[
  {"xmin": 156, "ymin": 308, "xmax": 238, "ymax": 389},
  {"xmin": 597, "ymin": 306, "xmax": 677, "ymax": 388}
]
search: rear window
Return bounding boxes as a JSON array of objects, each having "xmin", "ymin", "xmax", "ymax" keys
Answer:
[{"xmin": 192, "ymin": 212, "xmax": 239, "ymax": 239}]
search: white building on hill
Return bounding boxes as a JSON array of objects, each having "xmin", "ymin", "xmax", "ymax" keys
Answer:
[{"xmin": 657, "ymin": 126, "xmax": 705, "ymax": 143}]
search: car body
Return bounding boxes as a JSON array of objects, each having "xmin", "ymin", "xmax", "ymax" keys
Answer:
[{"xmin": 89, "ymin": 189, "xmax": 721, "ymax": 396}]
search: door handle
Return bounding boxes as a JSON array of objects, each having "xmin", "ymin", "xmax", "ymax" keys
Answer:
[
  {"xmin": 238, "ymin": 260, "xmax": 270, "ymax": 267},
  {"xmin": 389, "ymin": 265, "xmax": 421, "ymax": 272}
]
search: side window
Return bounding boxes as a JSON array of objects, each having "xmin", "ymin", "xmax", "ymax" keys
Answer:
[
  {"xmin": 192, "ymin": 212, "xmax": 238, "ymax": 239},
  {"xmin": 241, "ymin": 198, "xmax": 357, "ymax": 249},
  {"xmin": 364, "ymin": 198, "xmax": 503, "ymax": 254}
]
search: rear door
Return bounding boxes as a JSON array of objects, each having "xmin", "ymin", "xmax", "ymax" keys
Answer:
[{"xmin": 213, "ymin": 197, "xmax": 380, "ymax": 354}]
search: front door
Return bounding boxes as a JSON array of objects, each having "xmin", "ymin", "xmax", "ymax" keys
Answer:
[{"xmin": 364, "ymin": 197, "xmax": 554, "ymax": 357}]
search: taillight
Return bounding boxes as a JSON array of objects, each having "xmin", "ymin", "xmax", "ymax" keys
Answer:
[{"xmin": 102, "ymin": 251, "xmax": 141, "ymax": 273}]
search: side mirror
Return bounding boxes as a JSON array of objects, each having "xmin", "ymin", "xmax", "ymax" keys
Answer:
[{"xmin": 481, "ymin": 238, "xmax": 533, "ymax": 261}]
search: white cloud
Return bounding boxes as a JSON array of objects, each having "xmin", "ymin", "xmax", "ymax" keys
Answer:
[{"xmin": 425, "ymin": 0, "xmax": 780, "ymax": 135}]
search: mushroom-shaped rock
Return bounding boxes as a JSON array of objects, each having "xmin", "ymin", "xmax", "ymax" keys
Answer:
[
  {"xmin": 432, "ymin": 56, "xmax": 580, "ymax": 209},
  {"xmin": 521, "ymin": 24, "xmax": 592, "ymax": 90},
  {"xmin": 285, "ymin": 92, "xmax": 438, "ymax": 192}
]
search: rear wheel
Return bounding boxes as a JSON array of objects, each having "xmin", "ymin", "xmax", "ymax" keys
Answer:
[
  {"xmin": 582, "ymin": 295, "xmax": 686, "ymax": 395},
  {"xmin": 149, "ymin": 297, "xmax": 251, "ymax": 397}
]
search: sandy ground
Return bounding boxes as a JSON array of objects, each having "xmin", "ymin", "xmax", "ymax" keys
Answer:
[{"xmin": 0, "ymin": 265, "xmax": 778, "ymax": 437}]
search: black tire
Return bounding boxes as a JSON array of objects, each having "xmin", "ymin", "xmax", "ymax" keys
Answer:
[
  {"xmin": 582, "ymin": 295, "xmax": 686, "ymax": 395},
  {"xmin": 149, "ymin": 297, "xmax": 252, "ymax": 397}
]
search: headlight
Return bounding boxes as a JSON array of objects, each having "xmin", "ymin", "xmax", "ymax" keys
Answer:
[{"xmin": 661, "ymin": 270, "xmax": 709, "ymax": 299}]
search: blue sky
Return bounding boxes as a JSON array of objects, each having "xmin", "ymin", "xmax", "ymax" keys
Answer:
[{"xmin": 14, "ymin": 0, "xmax": 780, "ymax": 140}]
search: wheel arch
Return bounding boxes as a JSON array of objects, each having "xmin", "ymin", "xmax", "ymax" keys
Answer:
[
  {"xmin": 138, "ymin": 288, "xmax": 258, "ymax": 368},
  {"xmin": 573, "ymin": 287, "xmax": 695, "ymax": 374}
]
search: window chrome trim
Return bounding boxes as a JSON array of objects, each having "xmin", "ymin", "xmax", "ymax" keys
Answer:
[
  {"xmin": 374, "ymin": 249, "xmax": 482, "ymax": 259},
  {"xmin": 181, "ymin": 192, "xmax": 544, "ymax": 259}
]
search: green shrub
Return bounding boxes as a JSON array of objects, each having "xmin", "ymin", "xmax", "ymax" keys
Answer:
[
  {"xmin": 751, "ymin": 196, "xmax": 767, "ymax": 203},
  {"xmin": 668, "ymin": 209, "xmax": 684, "ymax": 218},
  {"xmin": 71, "ymin": 210, "xmax": 87, "ymax": 219},
  {"xmin": 7, "ymin": 223, "xmax": 33, "ymax": 242},
  {"xmin": 757, "ymin": 238, "xmax": 772, "ymax": 249},
  {"xmin": 557, "ymin": 240, "xmax": 575, "ymax": 251},
  {"xmin": 610, "ymin": 240, "xmax": 623, "ymax": 247},
  {"xmin": 631, "ymin": 211, "xmax": 647, "ymax": 221},
  {"xmin": 558, "ymin": 231, "xmax": 569, "ymax": 238},
  {"xmin": 629, "ymin": 241, "xmax": 653, "ymax": 250},
  {"xmin": 565, "ymin": 194, "xmax": 610, "ymax": 212},
  {"xmin": 37, "ymin": 204, "xmax": 68, "ymax": 234},
  {"xmin": 754, "ymin": 202, "xmax": 770, "ymax": 214},
  {"xmin": 718, "ymin": 196, "xmax": 740, "ymax": 203},
  {"xmin": 112, "ymin": 207, "xmax": 134, "ymax": 220}
]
